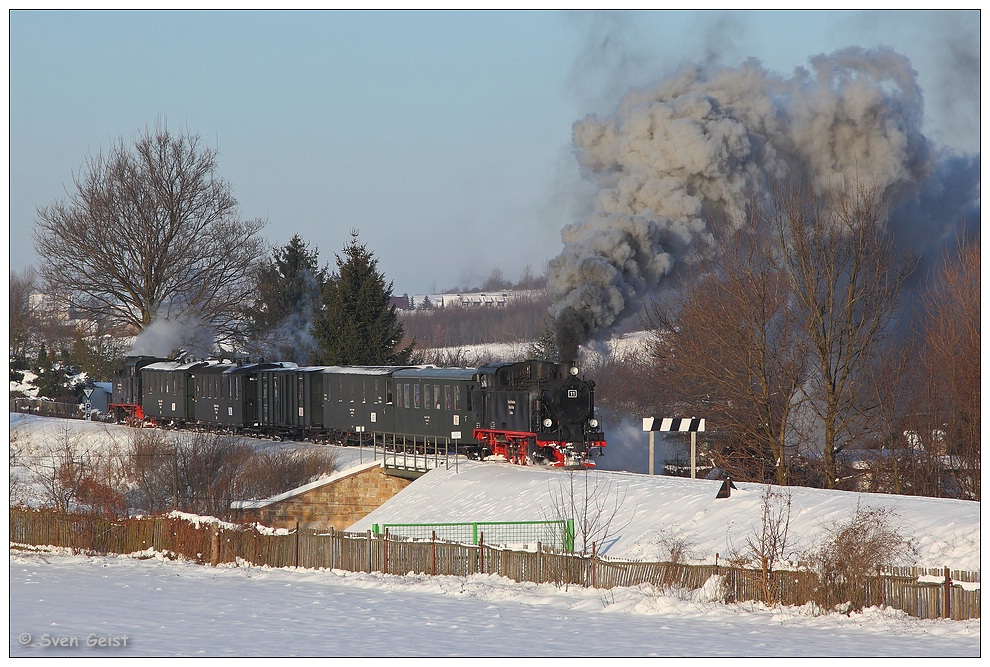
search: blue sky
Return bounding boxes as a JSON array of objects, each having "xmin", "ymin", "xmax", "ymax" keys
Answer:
[{"xmin": 8, "ymin": 9, "xmax": 982, "ymax": 295}]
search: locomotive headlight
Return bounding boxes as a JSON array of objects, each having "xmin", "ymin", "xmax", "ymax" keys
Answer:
[
  {"xmin": 543, "ymin": 418, "xmax": 553, "ymax": 428},
  {"xmin": 589, "ymin": 418, "xmax": 599, "ymax": 428},
  {"xmin": 570, "ymin": 366, "xmax": 579, "ymax": 376}
]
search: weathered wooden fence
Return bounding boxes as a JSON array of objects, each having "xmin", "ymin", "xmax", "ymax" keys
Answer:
[{"xmin": 8, "ymin": 508, "xmax": 980, "ymax": 621}]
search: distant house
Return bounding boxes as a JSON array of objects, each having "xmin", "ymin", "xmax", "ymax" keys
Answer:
[
  {"xmin": 458, "ymin": 292, "xmax": 509, "ymax": 308},
  {"xmin": 390, "ymin": 295, "xmax": 413, "ymax": 311}
]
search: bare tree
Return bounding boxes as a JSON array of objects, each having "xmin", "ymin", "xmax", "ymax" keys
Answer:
[
  {"xmin": 859, "ymin": 340, "xmax": 935, "ymax": 496},
  {"xmin": 402, "ymin": 290, "xmax": 554, "ymax": 350},
  {"xmin": 644, "ymin": 218, "xmax": 808, "ymax": 485},
  {"xmin": 918, "ymin": 235, "xmax": 980, "ymax": 499},
  {"xmin": 239, "ymin": 445, "xmax": 339, "ymax": 500},
  {"xmin": 33, "ymin": 122, "xmax": 266, "ymax": 349},
  {"xmin": 769, "ymin": 179, "xmax": 914, "ymax": 489},
  {"xmin": 176, "ymin": 433, "xmax": 255, "ymax": 518},
  {"xmin": 544, "ymin": 469, "xmax": 629, "ymax": 556},
  {"xmin": 18, "ymin": 423, "xmax": 127, "ymax": 516},
  {"xmin": 9, "ymin": 266, "xmax": 38, "ymax": 365},
  {"xmin": 19, "ymin": 424, "xmax": 84, "ymax": 513},
  {"xmin": 126, "ymin": 429, "xmax": 181, "ymax": 513},
  {"xmin": 741, "ymin": 485, "xmax": 793, "ymax": 607}
]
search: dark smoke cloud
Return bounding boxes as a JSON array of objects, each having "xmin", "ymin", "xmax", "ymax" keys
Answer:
[{"xmin": 548, "ymin": 46, "xmax": 978, "ymax": 361}]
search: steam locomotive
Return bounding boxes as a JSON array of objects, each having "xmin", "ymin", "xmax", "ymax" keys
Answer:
[{"xmin": 110, "ymin": 357, "xmax": 606, "ymax": 468}]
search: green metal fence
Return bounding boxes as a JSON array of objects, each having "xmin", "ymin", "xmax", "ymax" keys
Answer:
[{"xmin": 372, "ymin": 519, "xmax": 575, "ymax": 551}]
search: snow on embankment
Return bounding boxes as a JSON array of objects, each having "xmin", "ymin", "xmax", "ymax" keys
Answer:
[{"xmin": 347, "ymin": 461, "xmax": 980, "ymax": 571}]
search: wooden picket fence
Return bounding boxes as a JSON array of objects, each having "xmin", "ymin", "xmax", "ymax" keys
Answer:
[{"xmin": 8, "ymin": 508, "xmax": 980, "ymax": 621}]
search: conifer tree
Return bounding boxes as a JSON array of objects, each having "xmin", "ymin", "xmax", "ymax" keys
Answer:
[
  {"xmin": 245, "ymin": 235, "xmax": 327, "ymax": 363},
  {"xmin": 311, "ymin": 231, "xmax": 414, "ymax": 366},
  {"xmin": 528, "ymin": 322, "xmax": 560, "ymax": 362}
]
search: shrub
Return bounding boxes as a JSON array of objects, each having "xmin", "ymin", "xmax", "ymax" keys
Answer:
[{"xmin": 806, "ymin": 504, "xmax": 918, "ymax": 614}]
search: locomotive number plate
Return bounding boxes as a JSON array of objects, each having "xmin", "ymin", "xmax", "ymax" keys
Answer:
[{"xmin": 567, "ymin": 389, "xmax": 578, "ymax": 399}]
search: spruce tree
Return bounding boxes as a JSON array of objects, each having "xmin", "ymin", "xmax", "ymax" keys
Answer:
[
  {"xmin": 311, "ymin": 231, "xmax": 414, "ymax": 366},
  {"xmin": 528, "ymin": 322, "xmax": 560, "ymax": 362},
  {"xmin": 246, "ymin": 235, "xmax": 327, "ymax": 363}
]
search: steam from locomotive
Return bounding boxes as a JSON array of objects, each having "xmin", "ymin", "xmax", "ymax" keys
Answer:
[{"xmin": 547, "ymin": 46, "xmax": 980, "ymax": 360}]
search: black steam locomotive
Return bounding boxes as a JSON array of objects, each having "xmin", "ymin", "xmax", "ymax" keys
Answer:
[{"xmin": 110, "ymin": 357, "xmax": 606, "ymax": 468}]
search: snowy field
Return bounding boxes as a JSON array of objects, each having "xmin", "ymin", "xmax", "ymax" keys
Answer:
[
  {"xmin": 350, "ymin": 460, "xmax": 980, "ymax": 570},
  {"xmin": 8, "ymin": 548, "xmax": 981, "ymax": 657},
  {"xmin": 8, "ymin": 413, "xmax": 983, "ymax": 657},
  {"xmin": 11, "ymin": 414, "xmax": 980, "ymax": 570}
]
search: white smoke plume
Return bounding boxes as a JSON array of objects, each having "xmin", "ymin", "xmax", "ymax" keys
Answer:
[
  {"xmin": 130, "ymin": 315, "xmax": 214, "ymax": 360},
  {"xmin": 548, "ymin": 46, "xmax": 975, "ymax": 361}
]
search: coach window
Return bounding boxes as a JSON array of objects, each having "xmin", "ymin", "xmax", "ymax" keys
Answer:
[
  {"xmin": 444, "ymin": 385, "xmax": 452, "ymax": 411},
  {"xmin": 414, "ymin": 384, "xmax": 421, "ymax": 409},
  {"xmin": 423, "ymin": 384, "xmax": 431, "ymax": 411},
  {"xmin": 434, "ymin": 384, "xmax": 441, "ymax": 410},
  {"xmin": 386, "ymin": 381, "xmax": 393, "ymax": 405},
  {"xmin": 338, "ymin": 377, "xmax": 343, "ymax": 402},
  {"xmin": 362, "ymin": 379, "xmax": 367, "ymax": 404},
  {"xmin": 403, "ymin": 383, "xmax": 410, "ymax": 409},
  {"xmin": 454, "ymin": 385, "xmax": 461, "ymax": 411}
]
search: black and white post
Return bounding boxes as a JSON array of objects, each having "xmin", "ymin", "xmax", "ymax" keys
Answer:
[{"xmin": 642, "ymin": 417, "xmax": 706, "ymax": 477}]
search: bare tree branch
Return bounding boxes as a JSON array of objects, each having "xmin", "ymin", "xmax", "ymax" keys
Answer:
[{"xmin": 33, "ymin": 122, "xmax": 266, "ymax": 350}]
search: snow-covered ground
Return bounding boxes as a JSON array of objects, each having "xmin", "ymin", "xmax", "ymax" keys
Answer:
[
  {"xmin": 11, "ymin": 414, "xmax": 980, "ymax": 570},
  {"xmin": 8, "ymin": 548, "xmax": 981, "ymax": 657},
  {"xmin": 7, "ymin": 413, "xmax": 983, "ymax": 657},
  {"xmin": 349, "ymin": 460, "xmax": 980, "ymax": 570}
]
